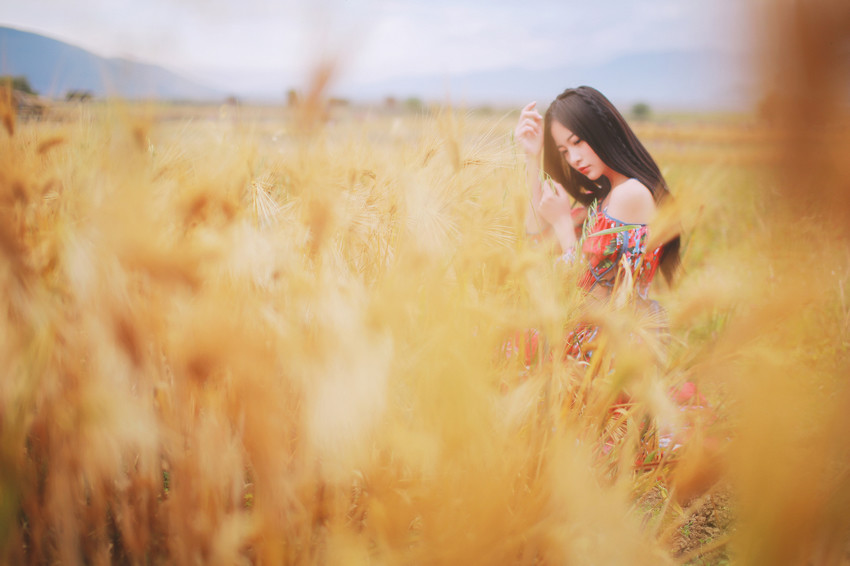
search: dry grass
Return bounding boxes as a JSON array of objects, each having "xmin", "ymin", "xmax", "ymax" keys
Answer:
[{"xmin": 1, "ymin": 4, "xmax": 849, "ymax": 564}]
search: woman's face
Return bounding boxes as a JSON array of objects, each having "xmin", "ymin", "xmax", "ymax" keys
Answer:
[{"xmin": 550, "ymin": 120, "xmax": 609, "ymax": 182}]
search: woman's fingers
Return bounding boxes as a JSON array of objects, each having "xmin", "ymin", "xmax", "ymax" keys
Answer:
[
  {"xmin": 541, "ymin": 180, "xmax": 567, "ymax": 200},
  {"xmin": 550, "ymin": 181, "xmax": 566, "ymax": 196},
  {"xmin": 543, "ymin": 179, "xmax": 561, "ymax": 195},
  {"xmin": 517, "ymin": 119, "xmax": 541, "ymax": 134},
  {"xmin": 541, "ymin": 181, "xmax": 569, "ymax": 206},
  {"xmin": 516, "ymin": 102, "xmax": 544, "ymax": 156},
  {"xmin": 519, "ymin": 111, "xmax": 543, "ymax": 124},
  {"xmin": 516, "ymin": 127, "xmax": 541, "ymax": 143},
  {"xmin": 538, "ymin": 191, "xmax": 560, "ymax": 216},
  {"xmin": 516, "ymin": 102, "xmax": 542, "ymax": 137},
  {"xmin": 537, "ymin": 180, "xmax": 573, "ymax": 226},
  {"xmin": 517, "ymin": 123, "xmax": 539, "ymax": 136},
  {"xmin": 520, "ymin": 102, "xmax": 543, "ymax": 121}
]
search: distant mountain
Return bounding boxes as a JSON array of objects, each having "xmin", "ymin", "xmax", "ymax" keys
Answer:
[
  {"xmin": 0, "ymin": 26, "xmax": 221, "ymax": 100},
  {"xmin": 339, "ymin": 50, "xmax": 755, "ymax": 111},
  {"xmin": 0, "ymin": 25, "xmax": 754, "ymax": 110}
]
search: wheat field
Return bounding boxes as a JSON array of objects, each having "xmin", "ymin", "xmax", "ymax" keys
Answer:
[{"xmin": 1, "ymin": 16, "xmax": 849, "ymax": 563}]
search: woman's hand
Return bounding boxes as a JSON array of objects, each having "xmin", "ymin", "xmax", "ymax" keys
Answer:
[
  {"xmin": 536, "ymin": 180, "xmax": 577, "ymax": 252},
  {"xmin": 514, "ymin": 101, "xmax": 544, "ymax": 158},
  {"xmin": 570, "ymin": 206, "xmax": 588, "ymax": 237},
  {"xmin": 536, "ymin": 180, "xmax": 572, "ymax": 226}
]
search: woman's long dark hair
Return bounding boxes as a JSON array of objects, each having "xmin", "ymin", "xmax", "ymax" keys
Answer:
[{"xmin": 542, "ymin": 85, "xmax": 681, "ymax": 284}]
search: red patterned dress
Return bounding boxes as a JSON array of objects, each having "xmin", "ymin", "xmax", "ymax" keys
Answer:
[
  {"xmin": 503, "ymin": 205, "xmax": 665, "ymax": 369},
  {"xmin": 563, "ymin": 206, "xmax": 665, "ymax": 362}
]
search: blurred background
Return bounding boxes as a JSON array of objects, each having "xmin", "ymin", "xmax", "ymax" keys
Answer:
[{"xmin": 2, "ymin": 0, "xmax": 753, "ymax": 110}]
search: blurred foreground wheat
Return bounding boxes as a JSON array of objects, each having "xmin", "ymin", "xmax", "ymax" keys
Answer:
[{"xmin": 1, "ymin": 6, "xmax": 849, "ymax": 562}]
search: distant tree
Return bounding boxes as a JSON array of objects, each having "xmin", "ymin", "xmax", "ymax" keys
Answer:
[
  {"xmin": 404, "ymin": 97, "xmax": 423, "ymax": 112},
  {"xmin": 384, "ymin": 96, "xmax": 398, "ymax": 109},
  {"xmin": 10, "ymin": 90, "xmax": 48, "ymax": 120},
  {"xmin": 65, "ymin": 90, "xmax": 93, "ymax": 102},
  {"xmin": 286, "ymin": 89, "xmax": 299, "ymax": 107},
  {"xmin": 631, "ymin": 102, "xmax": 651, "ymax": 121},
  {"xmin": 1, "ymin": 75, "xmax": 37, "ymax": 96},
  {"xmin": 328, "ymin": 97, "xmax": 349, "ymax": 107}
]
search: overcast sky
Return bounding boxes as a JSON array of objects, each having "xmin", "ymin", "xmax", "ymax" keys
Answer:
[{"xmin": 2, "ymin": 0, "xmax": 751, "ymax": 93}]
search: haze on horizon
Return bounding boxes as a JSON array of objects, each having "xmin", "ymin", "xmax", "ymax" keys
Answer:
[{"xmin": 2, "ymin": 0, "xmax": 752, "ymax": 101}]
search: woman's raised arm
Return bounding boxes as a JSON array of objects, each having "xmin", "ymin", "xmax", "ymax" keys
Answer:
[{"xmin": 514, "ymin": 102, "xmax": 547, "ymax": 235}]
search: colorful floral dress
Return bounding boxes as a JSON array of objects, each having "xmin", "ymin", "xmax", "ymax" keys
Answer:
[
  {"xmin": 502, "ymin": 203, "xmax": 666, "ymax": 369},
  {"xmin": 564, "ymin": 206, "xmax": 665, "ymax": 362}
]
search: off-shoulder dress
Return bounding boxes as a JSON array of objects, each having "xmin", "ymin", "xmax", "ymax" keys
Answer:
[{"xmin": 564, "ymin": 204, "xmax": 665, "ymax": 362}]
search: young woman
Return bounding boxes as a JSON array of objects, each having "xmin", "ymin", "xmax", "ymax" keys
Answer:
[{"xmin": 514, "ymin": 86, "xmax": 681, "ymax": 362}]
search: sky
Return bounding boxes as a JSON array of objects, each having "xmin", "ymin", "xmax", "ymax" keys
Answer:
[{"xmin": 1, "ymin": 0, "xmax": 751, "ymax": 96}]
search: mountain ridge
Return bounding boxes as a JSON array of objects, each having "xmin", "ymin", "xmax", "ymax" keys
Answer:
[
  {"xmin": 0, "ymin": 25, "xmax": 753, "ymax": 109},
  {"xmin": 338, "ymin": 49, "xmax": 754, "ymax": 110},
  {"xmin": 0, "ymin": 26, "xmax": 222, "ymax": 100}
]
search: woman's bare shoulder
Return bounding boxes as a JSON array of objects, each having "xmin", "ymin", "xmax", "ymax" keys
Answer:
[{"xmin": 606, "ymin": 179, "xmax": 655, "ymax": 224}]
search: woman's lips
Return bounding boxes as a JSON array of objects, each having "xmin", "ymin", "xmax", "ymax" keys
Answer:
[{"xmin": 578, "ymin": 166, "xmax": 590, "ymax": 175}]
